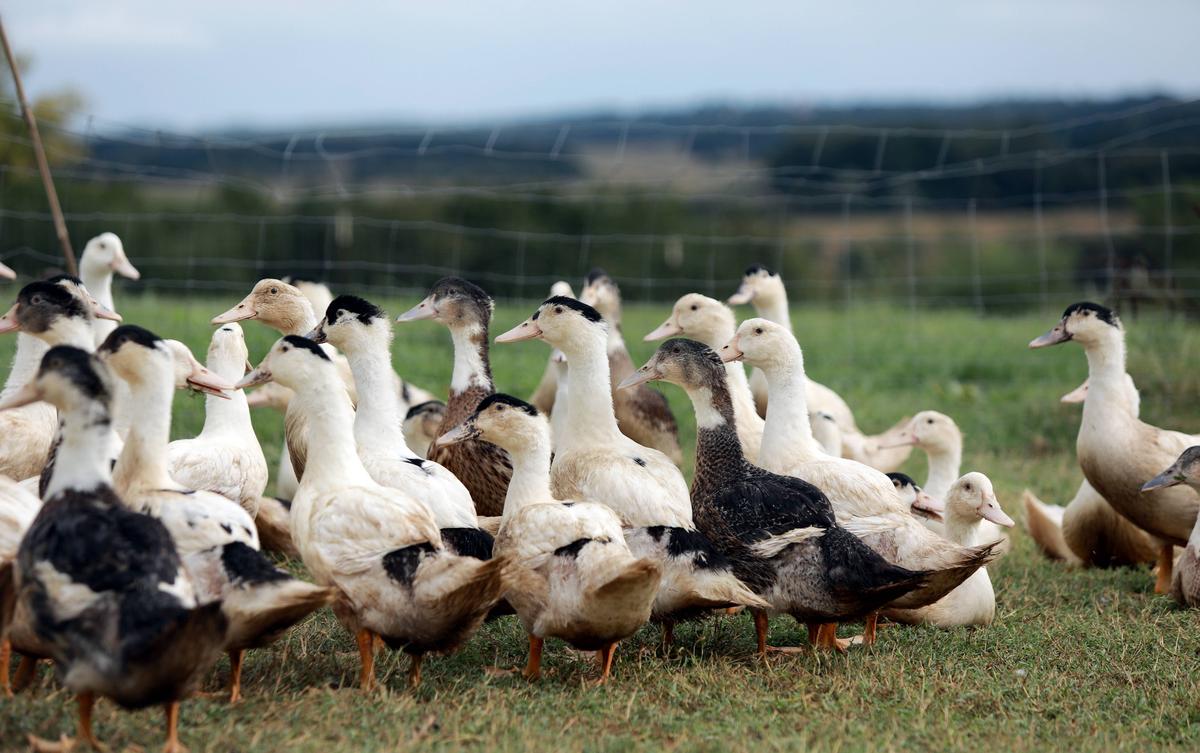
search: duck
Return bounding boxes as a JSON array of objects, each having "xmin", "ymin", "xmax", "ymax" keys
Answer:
[
  {"xmin": 1, "ymin": 345, "xmax": 225, "ymax": 753},
  {"xmin": 238, "ymin": 335, "xmax": 507, "ymax": 688},
  {"xmin": 811, "ymin": 411, "xmax": 843, "ymax": 457},
  {"xmin": 99, "ymin": 325, "xmax": 331, "ymax": 703},
  {"xmin": 78, "ymin": 232, "xmax": 140, "ymax": 348},
  {"xmin": 397, "ymin": 277, "xmax": 513, "ymax": 517},
  {"xmin": 245, "ymin": 381, "xmax": 301, "ymax": 501},
  {"xmin": 212, "ymin": 278, "xmax": 357, "ymax": 484},
  {"xmin": 727, "ymin": 264, "xmax": 913, "ymax": 471},
  {"xmin": 0, "ymin": 278, "xmax": 124, "ymax": 497},
  {"xmin": 578, "ymin": 269, "xmax": 682, "ymax": 465},
  {"xmin": 0, "ymin": 318, "xmax": 57, "ymax": 483},
  {"xmin": 439, "ymin": 393, "xmax": 661, "ymax": 682},
  {"xmin": 0, "ymin": 474, "xmax": 39, "ymax": 697},
  {"xmin": 882, "ymin": 473, "xmax": 1014, "ymax": 627},
  {"xmin": 496, "ymin": 296, "xmax": 767, "ymax": 642},
  {"xmin": 1142, "ymin": 448, "xmax": 1200, "ymax": 607},
  {"xmin": 166, "ymin": 323, "xmax": 268, "ymax": 518},
  {"xmin": 528, "ymin": 280, "xmax": 576, "ymax": 415},
  {"xmin": 645, "ymin": 293, "xmax": 763, "ymax": 462},
  {"xmin": 888, "ymin": 473, "xmax": 945, "ymax": 523},
  {"xmin": 1023, "ymin": 377, "xmax": 1159, "ymax": 568},
  {"xmin": 403, "ymin": 400, "xmax": 447, "ymax": 460},
  {"xmin": 720, "ymin": 318, "xmax": 997, "ymax": 614},
  {"xmin": 309, "ymin": 295, "xmax": 493, "ymax": 558},
  {"xmin": 623, "ymin": 339, "xmax": 928, "ymax": 652},
  {"xmin": 1030, "ymin": 302, "xmax": 1199, "ymax": 592}
]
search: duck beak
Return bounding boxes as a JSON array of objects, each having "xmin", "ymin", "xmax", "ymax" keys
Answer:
[
  {"xmin": 1060, "ymin": 381, "xmax": 1088, "ymax": 404},
  {"xmin": 111, "ymin": 254, "xmax": 141, "ymax": 280},
  {"xmin": 213, "ymin": 294, "xmax": 258, "ymax": 325},
  {"xmin": 1030, "ymin": 320, "xmax": 1071, "ymax": 349},
  {"xmin": 0, "ymin": 380, "xmax": 42, "ymax": 410},
  {"xmin": 880, "ymin": 430, "xmax": 917, "ymax": 450},
  {"xmin": 617, "ymin": 361, "xmax": 660, "ymax": 390},
  {"xmin": 397, "ymin": 295, "xmax": 437, "ymax": 323},
  {"xmin": 718, "ymin": 335, "xmax": 744, "ymax": 363},
  {"xmin": 435, "ymin": 421, "xmax": 478, "ymax": 449},
  {"xmin": 0, "ymin": 262, "xmax": 14, "ymax": 280},
  {"xmin": 186, "ymin": 359, "xmax": 236, "ymax": 399},
  {"xmin": 644, "ymin": 319, "xmax": 681, "ymax": 342},
  {"xmin": 236, "ymin": 365, "xmax": 273, "ymax": 391},
  {"xmin": 90, "ymin": 297, "xmax": 123, "ymax": 322},
  {"xmin": 305, "ymin": 324, "xmax": 327, "ymax": 344},
  {"xmin": 979, "ymin": 495, "xmax": 1015, "ymax": 528},
  {"xmin": 911, "ymin": 490, "xmax": 944, "ymax": 522},
  {"xmin": 495, "ymin": 318, "xmax": 542, "ymax": 344},
  {"xmin": 0, "ymin": 303, "xmax": 20, "ymax": 334},
  {"xmin": 1142, "ymin": 467, "xmax": 1184, "ymax": 493},
  {"xmin": 727, "ymin": 284, "xmax": 753, "ymax": 306}
]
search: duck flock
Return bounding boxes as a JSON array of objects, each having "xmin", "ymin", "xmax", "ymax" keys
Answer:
[{"xmin": 0, "ymin": 234, "xmax": 1197, "ymax": 752}]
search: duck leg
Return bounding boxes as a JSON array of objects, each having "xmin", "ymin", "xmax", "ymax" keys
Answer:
[
  {"xmin": 659, "ymin": 621, "xmax": 675, "ymax": 654},
  {"xmin": 1154, "ymin": 544, "xmax": 1174, "ymax": 594},
  {"xmin": 12, "ymin": 653, "xmax": 38, "ymax": 692},
  {"xmin": 753, "ymin": 609, "xmax": 805, "ymax": 656},
  {"xmin": 227, "ymin": 650, "xmax": 245, "ymax": 704},
  {"xmin": 163, "ymin": 700, "xmax": 187, "ymax": 753},
  {"xmin": 593, "ymin": 642, "xmax": 617, "ymax": 685},
  {"xmin": 522, "ymin": 635, "xmax": 544, "ymax": 681},
  {"xmin": 29, "ymin": 692, "xmax": 104, "ymax": 753},
  {"xmin": 806, "ymin": 623, "xmax": 819, "ymax": 645},
  {"xmin": 355, "ymin": 629, "xmax": 376, "ymax": 691},
  {"xmin": 863, "ymin": 613, "xmax": 879, "ymax": 647},
  {"xmin": 814, "ymin": 623, "xmax": 851, "ymax": 653},
  {"xmin": 407, "ymin": 653, "xmax": 423, "ymax": 688},
  {"xmin": 0, "ymin": 639, "xmax": 10, "ymax": 698}
]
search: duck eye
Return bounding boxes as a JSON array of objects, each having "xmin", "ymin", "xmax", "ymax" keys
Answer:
[
  {"xmin": 31, "ymin": 295, "xmax": 43, "ymax": 305},
  {"xmin": 964, "ymin": 483, "xmax": 972, "ymax": 492},
  {"xmin": 281, "ymin": 346, "xmax": 290, "ymax": 353},
  {"xmin": 690, "ymin": 304, "xmax": 698, "ymax": 311},
  {"xmin": 496, "ymin": 404, "xmax": 505, "ymax": 411},
  {"xmin": 926, "ymin": 418, "xmax": 934, "ymax": 424},
  {"xmin": 554, "ymin": 306, "xmax": 563, "ymax": 314},
  {"xmin": 270, "ymin": 287, "xmax": 278, "ymax": 295},
  {"xmin": 754, "ymin": 327, "xmax": 763, "ymax": 335}
]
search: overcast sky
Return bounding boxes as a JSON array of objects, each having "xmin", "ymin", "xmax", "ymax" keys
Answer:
[{"xmin": 4, "ymin": 1, "xmax": 1198, "ymax": 131}]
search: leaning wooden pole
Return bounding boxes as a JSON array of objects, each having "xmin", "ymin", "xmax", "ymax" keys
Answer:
[{"xmin": 0, "ymin": 17, "xmax": 76, "ymax": 275}]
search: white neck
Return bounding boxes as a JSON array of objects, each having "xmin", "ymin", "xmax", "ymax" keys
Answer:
[
  {"xmin": 724, "ymin": 361, "xmax": 763, "ymax": 429},
  {"xmin": 922, "ymin": 444, "xmax": 962, "ymax": 501},
  {"xmin": 753, "ymin": 290, "xmax": 791, "ymax": 332},
  {"xmin": 559, "ymin": 328, "xmax": 625, "ymax": 449},
  {"xmin": 113, "ymin": 366, "xmax": 175, "ymax": 491},
  {"xmin": 292, "ymin": 368, "xmax": 375, "ymax": 488},
  {"xmin": 449, "ymin": 323, "xmax": 490, "ymax": 394},
  {"xmin": 501, "ymin": 433, "xmax": 555, "ymax": 520},
  {"xmin": 944, "ymin": 506, "xmax": 983, "ymax": 547},
  {"xmin": 757, "ymin": 349, "xmax": 822, "ymax": 468},
  {"xmin": 81, "ymin": 266, "xmax": 115, "ymax": 311},
  {"xmin": 45, "ymin": 319, "xmax": 96, "ymax": 350},
  {"xmin": 1081, "ymin": 331, "xmax": 1134, "ymax": 425},
  {"xmin": 686, "ymin": 386, "xmax": 728, "ymax": 430},
  {"xmin": 44, "ymin": 400, "xmax": 114, "ymax": 498},
  {"xmin": 604, "ymin": 316, "xmax": 625, "ymax": 355},
  {"xmin": 1, "ymin": 334, "xmax": 49, "ymax": 398},
  {"xmin": 345, "ymin": 337, "xmax": 413, "ymax": 455}
]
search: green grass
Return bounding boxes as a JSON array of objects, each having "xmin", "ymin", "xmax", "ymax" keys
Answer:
[{"xmin": 3, "ymin": 297, "xmax": 1200, "ymax": 752}]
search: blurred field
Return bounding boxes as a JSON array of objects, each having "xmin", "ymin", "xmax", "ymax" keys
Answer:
[{"xmin": 2, "ymin": 296, "xmax": 1199, "ymax": 752}]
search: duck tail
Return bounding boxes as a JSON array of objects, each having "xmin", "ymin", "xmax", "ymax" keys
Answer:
[
  {"xmin": 624, "ymin": 527, "xmax": 769, "ymax": 617},
  {"xmin": 254, "ymin": 497, "xmax": 298, "ymax": 558},
  {"xmin": 411, "ymin": 551, "xmax": 509, "ymax": 651},
  {"xmin": 589, "ymin": 558, "xmax": 662, "ymax": 618},
  {"xmin": 822, "ymin": 526, "xmax": 928, "ymax": 614},
  {"xmin": 892, "ymin": 541, "xmax": 1000, "ymax": 609},
  {"xmin": 218, "ymin": 542, "xmax": 333, "ymax": 649},
  {"xmin": 1022, "ymin": 490, "xmax": 1078, "ymax": 563}
]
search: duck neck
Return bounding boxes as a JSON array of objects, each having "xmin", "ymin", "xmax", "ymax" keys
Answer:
[
  {"xmin": 943, "ymin": 506, "xmax": 982, "ymax": 547},
  {"xmin": 754, "ymin": 289, "xmax": 792, "ymax": 332},
  {"xmin": 346, "ymin": 339, "xmax": 410, "ymax": 453},
  {"xmin": 558, "ymin": 329, "xmax": 624, "ymax": 448},
  {"xmin": 44, "ymin": 399, "xmax": 115, "ymax": 499},
  {"xmin": 441, "ymin": 320, "xmax": 494, "ymax": 430},
  {"xmin": 1, "ymin": 334, "xmax": 49, "ymax": 398},
  {"xmin": 44, "ymin": 319, "xmax": 96, "ymax": 350},
  {"xmin": 922, "ymin": 444, "xmax": 962, "ymax": 501},
  {"xmin": 687, "ymin": 379, "xmax": 748, "ymax": 499},
  {"xmin": 1081, "ymin": 331, "xmax": 1132, "ymax": 422},
  {"xmin": 292, "ymin": 369, "xmax": 375, "ymax": 487},
  {"xmin": 501, "ymin": 434, "xmax": 554, "ymax": 520},
  {"xmin": 113, "ymin": 367, "xmax": 176, "ymax": 491},
  {"xmin": 200, "ymin": 350, "xmax": 255, "ymax": 437},
  {"xmin": 758, "ymin": 351, "xmax": 821, "ymax": 467},
  {"xmin": 81, "ymin": 267, "xmax": 115, "ymax": 311}
]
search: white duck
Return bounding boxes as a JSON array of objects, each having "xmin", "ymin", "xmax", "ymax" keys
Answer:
[
  {"xmin": 883, "ymin": 473, "xmax": 1014, "ymax": 627},
  {"xmin": 645, "ymin": 293, "xmax": 763, "ymax": 462},
  {"xmin": 528, "ymin": 280, "xmax": 576, "ymax": 415},
  {"xmin": 100, "ymin": 325, "xmax": 330, "ymax": 703},
  {"xmin": 403, "ymin": 400, "xmax": 447, "ymax": 460},
  {"xmin": 239, "ymin": 335, "xmax": 507, "ymax": 688},
  {"xmin": 78, "ymin": 232, "xmax": 140, "ymax": 347},
  {"xmin": 1030, "ymin": 302, "xmax": 1199, "ymax": 592},
  {"xmin": 167, "ymin": 323, "xmax": 268, "ymax": 518},
  {"xmin": 1142, "ymin": 448, "xmax": 1200, "ymax": 608},
  {"xmin": 721, "ymin": 318, "xmax": 996, "ymax": 611},
  {"xmin": 439, "ymin": 393, "xmax": 661, "ymax": 682},
  {"xmin": 0, "ymin": 474, "xmax": 39, "ymax": 697},
  {"xmin": 496, "ymin": 296, "xmax": 767, "ymax": 641},
  {"xmin": 309, "ymin": 295, "xmax": 493, "ymax": 557}
]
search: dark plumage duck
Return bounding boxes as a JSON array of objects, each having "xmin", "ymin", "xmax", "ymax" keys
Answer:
[
  {"xmin": 397, "ymin": 277, "xmax": 512, "ymax": 517},
  {"xmin": 621, "ymin": 339, "xmax": 928, "ymax": 652},
  {"xmin": 0, "ymin": 346, "xmax": 225, "ymax": 753}
]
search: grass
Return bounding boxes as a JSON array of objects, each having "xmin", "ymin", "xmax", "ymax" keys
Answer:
[{"xmin": 3, "ymin": 296, "xmax": 1200, "ymax": 752}]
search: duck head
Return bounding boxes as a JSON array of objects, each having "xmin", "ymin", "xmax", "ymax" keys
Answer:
[
  {"xmin": 403, "ymin": 399, "xmax": 447, "ymax": 457},
  {"xmin": 98, "ymin": 325, "xmax": 235, "ymax": 399},
  {"xmin": 213, "ymin": 279, "xmax": 314, "ymax": 333},
  {"xmin": 946, "ymin": 472, "xmax": 1014, "ymax": 528},
  {"xmin": 890, "ymin": 411, "xmax": 962, "ymax": 453},
  {"xmin": 888, "ymin": 472, "xmax": 944, "ymax": 522},
  {"xmin": 0, "ymin": 278, "xmax": 120, "ymax": 344},
  {"xmin": 1030, "ymin": 302, "xmax": 1122, "ymax": 349},
  {"xmin": 578, "ymin": 268, "xmax": 621, "ymax": 324},
  {"xmin": 80, "ymin": 232, "xmax": 140, "ymax": 281},
  {"xmin": 1142, "ymin": 446, "xmax": 1200, "ymax": 493},
  {"xmin": 309, "ymin": 294, "xmax": 389, "ymax": 352},
  {"xmin": 719, "ymin": 318, "xmax": 798, "ymax": 373},
  {"xmin": 495, "ymin": 296, "xmax": 606, "ymax": 350},
  {"xmin": 620, "ymin": 338, "xmax": 723, "ymax": 392},
  {"xmin": 238, "ymin": 335, "xmax": 331, "ymax": 393},
  {"xmin": 646, "ymin": 293, "xmax": 735, "ymax": 347},
  {"xmin": 0, "ymin": 345, "xmax": 114, "ymax": 413},
  {"xmin": 397, "ymin": 277, "xmax": 493, "ymax": 330},
  {"xmin": 206, "ymin": 322, "xmax": 252, "ymax": 383},
  {"xmin": 436, "ymin": 393, "xmax": 546, "ymax": 454},
  {"xmin": 727, "ymin": 263, "xmax": 782, "ymax": 307}
]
